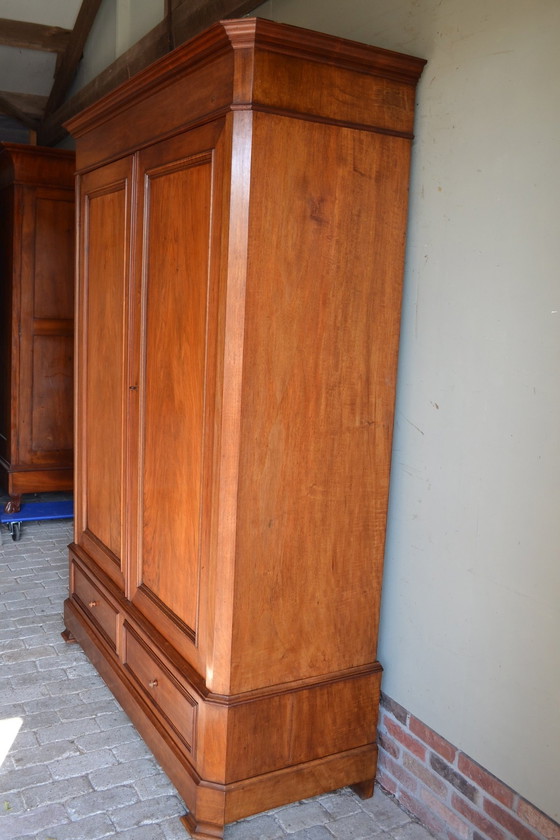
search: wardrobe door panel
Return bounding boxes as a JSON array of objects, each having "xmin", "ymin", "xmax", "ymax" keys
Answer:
[
  {"xmin": 33, "ymin": 192, "xmax": 74, "ymax": 320},
  {"xmin": 0, "ymin": 146, "xmax": 75, "ymax": 502},
  {"xmin": 31, "ymin": 335, "xmax": 73, "ymax": 452},
  {"xmin": 0, "ymin": 186, "xmax": 16, "ymax": 469},
  {"xmin": 17, "ymin": 188, "xmax": 74, "ymax": 468},
  {"xmin": 131, "ymin": 122, "xmax": 226, "ymax": 665},
  {"xmin": 76, "ymin": 157, "xmax": 133, "ymax": 589}
]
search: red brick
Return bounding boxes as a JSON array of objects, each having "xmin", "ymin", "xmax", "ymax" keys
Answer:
[
  {"xmin": 379, "ymin": 710, "xmax": 397, "ymax": 732},
  {"xmin": 458, "ymin": 754, "xmax": 514, "ymax": 808},
  {"xmin": 430, "ymin": 754, "xmax": 477, "ymax": 801},
  {"xmin": 376, "ymin": 766, "xmax": 398, "ymax": 796},
  {"xmin": 378, "ymin": 730, "xmax": 400, "ymax": 759},
  {"xmin": 378, "ymin": 750, "xmax": 419, "ymax": 794},
  {"xmin": 400, "ymin": 790, "xmax": 447, "ymax": 838},
  {"xmin": 380, "ymin": 693, "xmax": 408, "ymax": 725},
  {"xmin": 384, "ymin": 716, "xmax": 427, "ymax": 761},
  {"xmin": 421, "ymin": 788, "xmax": 470, "ymax": 839},
  {"xmin": 484, "ymin": 799, "xmax": 543, "ymax": 840},
  {"xmin": 410, "ymin": 716, "xmax": 457, "ymax": 763},
  {"xmin": 452, "ymin": 793, "xmax": 507, "ymax": 840},
  {"xmin": 403, "ymin": 751, "xmax": 448, "ymax": 797},
  {"xmin": 517, "ymin": 799, "xmax": 560, "ymax": 840}
]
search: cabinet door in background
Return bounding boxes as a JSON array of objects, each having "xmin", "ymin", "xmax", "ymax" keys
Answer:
[
  {"xmin": 0, "ymin": 185, "xmax": 15, "ymax": 468},
  {"xmin": 75, "ymin": 157, "xmax": 134, "ymax": 590},
  {"xmin": 18, "ymin": 186, "xmax": 74, "ymax": 469}
]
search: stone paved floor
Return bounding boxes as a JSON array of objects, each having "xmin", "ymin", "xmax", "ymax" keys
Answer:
[{"xmin": 0, "ymin": 506, "xmax": 435, "ymax": 840}]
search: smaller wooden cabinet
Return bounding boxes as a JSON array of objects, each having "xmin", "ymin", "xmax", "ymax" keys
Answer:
[{"xmin": 0, "ymin": 144, "xmax": 75, "ymax": 511}]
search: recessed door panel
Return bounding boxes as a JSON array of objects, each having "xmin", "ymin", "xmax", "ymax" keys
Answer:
[
  {"xmin": 17, "ymin": 188, "xmax": 74, "ymax": 468},
  {"xmin": 0, "ymin": 188, "xmax": 13, "ymax": 464},
  {"xmin": 139, "ymin": 153, "xmax": 212, "ymax": 638},
  {"xmin": 33, "ymin": 195, "xmax": 74, "ymax": 320},
  {"xmin": 129, "ymin": 120, "xmax": 228, "ymax": 663},
  {"xmin": 31, "ymin": 334, "xmax": 73, "ymax": 452},
  {"xmin": 77, "ymin": 158, "xmax": 133, "ymax": 587}
]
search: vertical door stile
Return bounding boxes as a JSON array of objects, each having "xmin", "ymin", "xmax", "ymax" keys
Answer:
[
  {"xmin": 123, "ymin": 151, "xmax": 140, "ymax": 604},
  {"xmin": 74, "ymin": 175, "xmax": 87, "ymax": 545},
  {"xmin": 206, "ymin": 109, "xmax": 253, "ymax": 697},
  {"xmin": 130, "ymin": 154, "xmax": 150, "ymax": 605},
  {"xmin": 16, "ymin": 187, "xmax": 33, "ymax": 466}
]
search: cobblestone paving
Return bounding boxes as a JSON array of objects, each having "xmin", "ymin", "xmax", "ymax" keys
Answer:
[{"xmin": 0, "ymin": 511, "xmax": 435, "ymax": 840}]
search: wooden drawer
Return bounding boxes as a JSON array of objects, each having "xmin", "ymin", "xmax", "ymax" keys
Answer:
[
  {"xmin": 123, "ymin": 623, "xmax": 197, "ymax": 754},
  {"xmin": 72, "ymin": 562, "xmax": 119, "ymax": 651}
]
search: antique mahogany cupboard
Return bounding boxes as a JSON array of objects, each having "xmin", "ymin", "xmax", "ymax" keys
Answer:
[
  {"xmin": 63, "ymin": 18, "xmax": 425, "ymax": 839},
  {"xmin": 0, "ymin": 144, "xmax": 75, "ymax": 513}
]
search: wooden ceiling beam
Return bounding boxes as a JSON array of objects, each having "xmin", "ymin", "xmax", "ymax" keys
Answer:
[
  {"xmin": 0, "ymin": 93, "xmax": 39, "ymax": 130},
  {"xmin": 0, "ymin": 18, "xmax": 71, "ymax": 53},
  {"xmin": 43, "ymin": 0, "xmax": 104, "ymax": 119},
  {"xmin": 0, "ymin": 91, "xmax": 47, "ymax": 120}
]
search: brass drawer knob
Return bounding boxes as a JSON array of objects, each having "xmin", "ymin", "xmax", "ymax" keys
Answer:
[
  {"xmin": 88, "ymin": 600, "xmax": 98, "ymax": 608},
  {"xmin": 148, "ymin": 679, "xmax": 158, "ymax": 689}
]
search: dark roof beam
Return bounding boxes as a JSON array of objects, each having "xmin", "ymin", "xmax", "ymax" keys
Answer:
[
  {"xmin": 43, "ymin": 0, "xmax": 103, "ymax": 119},
  {"xmin": 0, "ymin": 93, "xmax": 39, "ymax": 130},
  {"xmin": 0, "ymin": 18, "xmax": 71, "ymax": 53}
]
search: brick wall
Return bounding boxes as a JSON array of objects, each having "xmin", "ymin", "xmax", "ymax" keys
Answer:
[{"xmin": 377, "ymin": 693, "xmax": 560, "ymax": 840}]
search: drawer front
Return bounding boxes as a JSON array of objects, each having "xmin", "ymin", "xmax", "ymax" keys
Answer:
[
  {"xmin": 72, "ymin": 562, "xmax": 119, "ymax": 651},
  {"xmin": 123, "ymin": 623, "xmax": 196, "ymax": 753}
]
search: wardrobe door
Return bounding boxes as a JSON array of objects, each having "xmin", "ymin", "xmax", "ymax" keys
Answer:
[
  {"xmin": 129, "ymin": 120, "xmax": 228, "ymax": 673},
  {"xmin": 74, "ymin": 156, "xmax": 134, "ymax": 590},
  {"xmin": 0, "ymin": 185, "xmax": 15, "ymax": 471},
  {"xmin": 17, "ymin": 185, "xmax": 74, "ymax": 473}
]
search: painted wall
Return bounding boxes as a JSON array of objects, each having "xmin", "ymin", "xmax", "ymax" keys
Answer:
[
  {"xmin": 0, "ymin": 0, "xmax": 80, "ymax": 28},
  {"xmin": 256, "ymin": 0, "xmax": 560, "ymax": 822}
]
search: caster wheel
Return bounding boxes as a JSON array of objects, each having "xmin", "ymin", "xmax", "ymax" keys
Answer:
[{"xmin": 11, "ymin": 522, "xmax": 21, "ymax": 541}]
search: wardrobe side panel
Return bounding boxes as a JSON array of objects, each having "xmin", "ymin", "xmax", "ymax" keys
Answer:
[{"xmin": 233, "ymin": 113, "xmax": 412, "ymax": 691}]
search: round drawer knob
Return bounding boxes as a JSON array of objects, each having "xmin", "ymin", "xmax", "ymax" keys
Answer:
[
  {"xmin": 148, "ymin": 679, "xmax": 158, "ymax": 689},
  {"xmin": 88, "ymin": 600, "xmax": 98, "ymax": 608}
]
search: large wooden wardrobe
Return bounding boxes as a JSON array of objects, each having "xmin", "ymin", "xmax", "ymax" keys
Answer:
[
  {"xmin": 63, "ymin": 18, "xmax": 425, "ymax": 839},
  {"xmin": 0, "ymin": 144, "xmax": 75, "ymax": 512}
]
